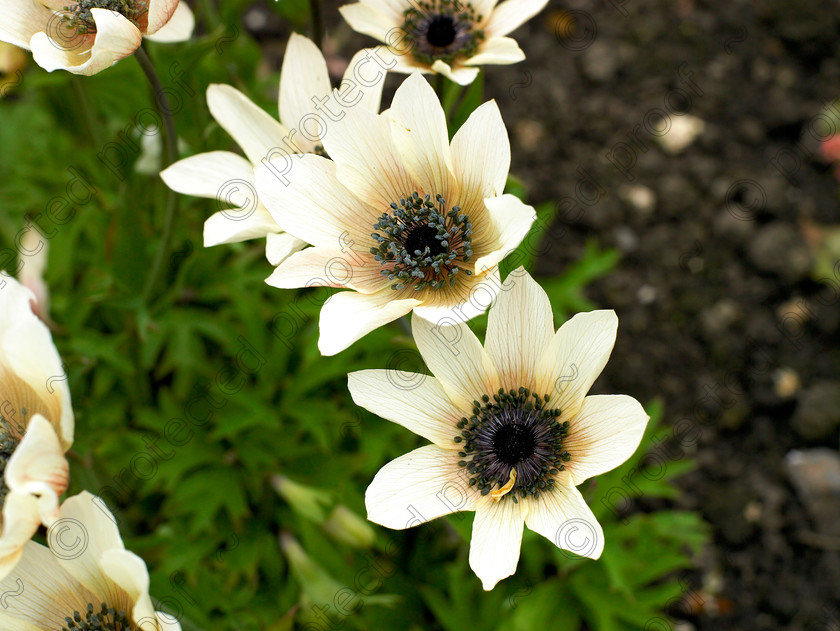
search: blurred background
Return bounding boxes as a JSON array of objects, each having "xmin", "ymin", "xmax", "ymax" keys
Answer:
[{"xmin": 0, "ymin": 0, "xmax": 838, "ymax": 629}]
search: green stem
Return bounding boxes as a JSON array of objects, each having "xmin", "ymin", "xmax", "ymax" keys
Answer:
[
  {"xmin": 135, "ymin": 44, "xmax": 178, "ymax": 303},
  {"xmin": 435, "ymin": 72, "xmax": 446, "ymax": 102},
  {"xmin": 198, "ymin": 0, "xmax": 220, "ymax": 29},
  {"xmin": 309, "ymin": 0, "xmax": 324, "ymax": 50}
]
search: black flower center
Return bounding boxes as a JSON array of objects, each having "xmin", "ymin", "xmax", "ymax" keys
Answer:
[
  {"xmin": 61, "ymin": 0, "xmax": 148, "ymax": 34},
  {"xmin": 370, "ymin": 192, "xmax": 473, "ymax": 291},
  {"xmin": 401, "ymin": 1, "xmax": 485, "ymax": 66},
  {"xmin": 61, "ymin": 602, "xmax": 135, "ymax": 631},
  {"xmin": 455, "ymin": 388, "xmax": 571, "ymax": 502}
]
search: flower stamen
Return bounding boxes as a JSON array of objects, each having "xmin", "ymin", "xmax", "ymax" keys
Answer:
[
  {"xmin": 60, "ymin": 0, "xmax": 148, "ymax": 35},
  {"xmin": 61, "ymin": 602, "xmax": 135, "ymax": 631},
  {"xmin": 401, "ymin": 0, "xmax": 485, "ymax": 66}
]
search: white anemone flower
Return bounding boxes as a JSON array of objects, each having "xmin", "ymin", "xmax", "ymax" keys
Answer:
[
  {"xmin": 0, "ymin": 0, "xmax": 194, "ymax": 76},
  {"xmin": 160, "ymin": 33, "xmax": 388, "ymax": 267},
  {"xmin": 0, "ymin": 491, "xmax": 179, "ymax": 630},
  {"xmin": 348, "ymin": 269, "xmax": 650, "ymax": 589},
  {"xmin": 254, "ymin": 72, "xmax": 535, "ymax": 355},
  {"xmin": 0, "ymin": 273, "xmax": 73, "ymax": 580},
  {"xmin": 339, "ymin": 0, "xmax": 548, "ymax": 85}
]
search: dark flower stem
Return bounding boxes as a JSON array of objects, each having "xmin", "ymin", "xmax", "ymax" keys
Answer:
[{"xmin": 309, "ymin": 0, "xmax": 324, "ymax": 49}]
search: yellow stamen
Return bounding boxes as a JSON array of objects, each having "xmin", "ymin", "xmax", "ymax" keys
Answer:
[{"xmin": 490, "ymin": 469, "xmax": 516, "ymax": 502}]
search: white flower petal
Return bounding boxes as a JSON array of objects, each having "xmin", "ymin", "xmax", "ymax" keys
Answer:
[
  {"xmin": 100, "ymin": 549, "xmax": 158, "ymax": 630},
  {"xmin": 473, "ymin": 194, "xmax": 536, "ymax": 274},
  {"xmin": 430, "ymin": 60, "xmax": 480, "ymax": 85},
  {"xmin": 0, "ymin": 0, "xmax": 52, "ymax": 50},
  {"xmin": 160, "ymin": 151, "xmax": 255, "ymax": 201},
  {"xmin": 484, "ymin": 0, "xmax": 548, "ymax": 38},
  {"xmin": 525, "ymin": 481, "xmax": 604, "ymax": 559},
  {"xmin": 265, "ymin": 232, "xmax": 307, "ymax": 266},
  {"xmin": 319, "ymin": 290, "xmax": 420, "ymax": 356},
  {"xmin": 144, "ymin": 1, "xmax": 193, "ymax": 41},
  {"xmin": 464, "ymin": 36, "xmax": 525, "ymax": 65},
  {"xmin": 206, "ymin": 84, "xmax": 291, "ymax": 165},
  {"xmin": 279, "ymin": 33, "xmax": 331, "ymax": 131},
  {"xmin": 564, "ymin": 395, "xmax": 649, "ymax": 485},
  {"xmin": 339, "ymin": 47, "xmax": 387, "ymax": 114},
  {"xmin": 0, "ymin": 493, "xmax": 39, "ymax": 582},
  {"xmin": 265, "ymin": 246, "xmax": 386, "ymax": 293},
  {"xmin": 338, "ymin": 2, "xmax": 395, "ymax": 42},
  {"xmin": 411, "ymin": 312, "xmax": 497, "ymax": 409},
  {"xmin": 203, "ymin": 206, "xmax": 279, "ymax": 247},
  {"xmin": 535, "ymin": 310, "xmax": 618, "ymax": 419},
  {"xmin": 366, "ymin": 445, "xmax": 475, "ymax": 529},
  {"xmin": 484, "ymin": 269, "xmax": 554, "ymax": 391},
  {"xmin": 411, "ymin": 266, "xmax": 502, "ymax": 327},
  {"xmin": 469, "ymin": 498, "xmax": 525, "ymax": 590},
  {"xmin": 146, "ymin": 0, "xmax": 179, "ymax": 35},
  {"xmin": 348, "ymin": 370, "xmax": 463, "ymax": 448}
]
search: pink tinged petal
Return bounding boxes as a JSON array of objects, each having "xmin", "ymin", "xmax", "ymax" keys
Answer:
[
  {"xmin": 535, "ymin": 310, "xmax": 618, "ymax": 420},
  {"xmin": 469, "ymin": 498, "xmax": 525, "ymax": 590},
  {"xmin": 366, "ymin": 445, "xmax": 475, "ymax": 529},
  {"xmin": 5, "ymin": 415, "xmax": 68, "ymax": 525},
  {"xmin": 146, "ymin": 0, "xmax": 178, "ymax": 35},
  {"xmin": 449, "ymin": 100, "xmax": 510, "ymax": 209},
  {"xmin": 265, "ymin": 232, "xmax": 307, "ymax": 266},
  {"xmin": 389, "ymin": 73, "xmax": 457, "ymax": 199},
  {"xmin": 464, "ymin": 36, "xmax": 525, "ymax": 65},
  {"xmin": 203, "ymin": 207, "xmax": 279, "ymax": 247},
  {"xmin": 524, "ymin": 481, "xmax": 604, "ymax": 559},
  {"xmin": 411, "ymin": 312, "xmax": 497, "ymax": 410},
  {"xmin": 564, "ymin": 395, "xmax": 650, "ymax": 486},
  {"xmin": 412, "ymin": 266, "xmax": 502, "ymax": 327},
  {"xmin": 0, "ymin": 493, "xmax": 40, "ymax": 580},
  {"xmin": 160, "ymin": 151, "xmax": 255, "ymax": 201},
  {"xmin": 99, "ymin": 549, "xmax": 159, "ymax": 630},
  {"xmin": 266, "ymin": 246, "xmax": 387, "ymax": 293},
  {"xmin": 430, "ymin": 60, "xmax": 480, "ymax": 85},
  {"xmin": 484, "ymin": 0, "xmax": 549, "ymax": 38},
  {"xmin": 31, "ymin": 9, "xmax": 141, "ymax": 76},
  {"xmin": 484, "ymin": 269, "xmax": 554, "ymax": 391},
  {"xmin": 0, "ymin": 0, "xmax": 52, "ymax": 50},
  {"xmin": 339, "ymin": 47, "xmax": 388, "ymax": 114},
  {"xmin": 206, "ymin": 84, "xmax": 291, "ymax": 165},
  {"xmin": 473, "ymin": 194, "xmax": 536, "ymax": 274},
  {"xmin": 348, "ymin": 370, "xmax": 464, "ymax": 448},
  {"xmin": 338, "ymin": 2, "xmax": 395, "ymax": 43},
  {"xmin": 318, "ymin": 290, "xmax": 420, "ymax": 356},
  {"xmin": 279, "ymin": 33, "xmax": 331, "ymax": 131},
  {"xmin": 143, "ymin": 1, "xmax": 193, "ymax": 41},
  {"xmin": 254, "ymin": 152, "xmax": 379, "ymax": 247}
]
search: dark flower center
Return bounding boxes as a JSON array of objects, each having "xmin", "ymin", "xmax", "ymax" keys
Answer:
[
  {"xmin": 401, "ymin": 0, "xmax": 485, "ymax": 66},
  {"xmin": 455, "ymin": 388, "xmax": 571, "ymax": 502},
  {"xmin": 370, "ymin": 192, "xmax": 472, "ymax": 291},
  {"xmin": 61, "ymin": 0, "xmax": 148, "ymax": 34},
  {"xmin": 61, "ymin": 602, "xmax": 135, "ymax": 631}
]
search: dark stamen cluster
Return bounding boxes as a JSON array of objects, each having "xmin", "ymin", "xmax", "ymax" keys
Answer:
[
  {"xmin": 370, "ymin": 192, "xmax": 472, "ymax": 291},
  {"xmin": 401, "ymin": 0, "xmax": 485, "ymax": 66},
  {"xmin": 0, "ymin": 411, "xmax": 23, "ymax": 506},
  {"xmin": 61, "ymin": 0, "xmax": 148, "ymax": 34},
  {"xmin": 62, "ymin": 602, "xmax": 134, "ymax": 631},
  {"xmin": 455, "ymin": 387, "xmax": 570, "ymax": 502}
]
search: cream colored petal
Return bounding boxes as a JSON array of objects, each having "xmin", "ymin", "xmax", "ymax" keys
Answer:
[
  {"xmin": 254, "ymin": 153, "xmax": 378, "ymax": 247},
  {"xmin": 279, "ymin": 33, "xmax": 331, "ymax": 131},
  {"xmin": 464, "ymin": 36, "xmax": 525, "ymax": 65},
  {"xmin": 484, "ymin": 0, "xmax": 548, "ymax": 37},
  {"xmin": 320, "ymin": 102, "xmax": 418, "ymax": 213},
  {"xmin": 430, "ymin": 60, "xmax": 480, "ymax": 85},
  {"xmin": 411, "ymin": 312, "xmax": 497, "ymax": 409},
  {"xmin": 484, "ymin": 269, "xmax": 554, "ymax": 392},
  {"xmin": 366, "ymin": 444, "xmax": 475, "ymax": 529},
  {"xmin": 348, "ymin": 370, "xmax": 463, "ymax": 448},
  {"xmin": 265, "ymin": 232, "xmax": 307, "ymax": 266},
  {"xmin": 0, "ymin": 274, "xmax": 72, "ymax": 447},
  {"xmin": 100, "ymin": 549, "xmax": 159, "ymax": 630},
  {"xmin": 160, "ymin": 151, "xmax": 255, "ymax": 201},
  {"xmin": 357, "ymin": 0, "xmax": 407, "ymax": 23},
  {"xmin": 473, "ymin": 194, "xmax": 536, "ymax": 274},
  {"xmin": 31, "ymin": 9, "xmax": 141, "ymax": 76},
  {"xmin": 319, "ymin": 290, "xmax": 420, "ymax": 356},
  {"xmin": 144, "ymin": 1, "xmax": 193, "ymax": 41},
  {"xmin": 157, "ymin": 611, "xmax": 183, "ymax": 631},
  {"xmin": 338, "ymin": 47, "xmax": 388, "ymax": 114},
  {"xmin": 338, "ymin": 2, "xmax": 395, "ymax": 43},
  {"xmin": 535, "ymin": 310, "xmax": 618, "ymax": 420},
  {"xmin": 389, "ymin": 73, "xmax": 456, "ymax": 199},
  {"xmin": 203, "ymin": 206, "xmax": 279, "ymax": 247},
  {"xmin": 0, "ymin": 493, "xmax": 40, "ymax": 581},
  {"xmin": 0, "ymin": 0, "xmax": 51, "ymax": 50},
  {"xmin": 469, "ymin": 498, "xmax": 525, "ymax": 590},
  {"xmin": 524, "ymin": 481, "xmax": 604, "ymax": 559},
  {"xmin": 412, "ymin": 265, "xmax": 501, "ymax": 327},
  {"xmin": 265, "ymin": 246, "xmax": 387, "ymax": 293},
  {"xmin": 564, "ymin": 395, "xmax": 649, "ymax": 486},
  {"xmin": 449, "ymin": 100, "xmax": 509, "ymax": 212},
  {"xmin": 5, "ymin": 415, "xmax": 68, "ymax": 526},
  {"xmin": 206, "ymin": 84, "xmax": 290, "ymax": 165},
  {"xmin": 146, "ymin": 0, "xmax": 179, "ymax": 35}
]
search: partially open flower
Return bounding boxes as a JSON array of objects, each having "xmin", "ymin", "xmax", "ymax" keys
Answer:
[
  {"xmin": 255, "ymin": 72, "xmax": 535, "ymax": 355},
  {"xmin": 339, "ymin": 0, "xmax": 548, "ymax": 85},
  {"xmin": 0, "ymin": 0, "xmax": 194, "ymax": 76},
  {"xmin": 161, "ymin": 33, "xmax": 388, "ymax": 267},
  {"xmin": 0, "ymin": 491, "xmax": 179, "ymax": 630},
  {"xmin": 348, "ymin": 269, "xmax": 650, "ymax": 589},
  {"xmin": 0, "ymin": 273, "xmax": 73, "ymax": 580}
]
